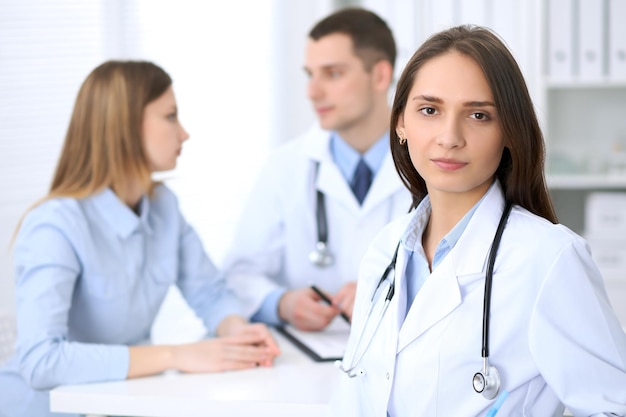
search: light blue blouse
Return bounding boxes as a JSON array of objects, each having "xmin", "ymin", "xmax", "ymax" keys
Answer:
[
  {"xmin": 400, "ymin": 193, "xmax": 482, "ymax": 317},
  {"xmin": 0, "ymin": 184, "xmax": 242, "ymax": 417}
]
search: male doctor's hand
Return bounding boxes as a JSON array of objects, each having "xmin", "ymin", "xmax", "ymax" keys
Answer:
[{"xmin": 278, "ymin": 287, "xmax": 340, "ymax": 331}]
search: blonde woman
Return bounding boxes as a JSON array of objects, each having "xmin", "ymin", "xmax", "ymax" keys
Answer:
[{"xmin": 0, "ymin": 60, "xmax": 280, "ymax": 417}]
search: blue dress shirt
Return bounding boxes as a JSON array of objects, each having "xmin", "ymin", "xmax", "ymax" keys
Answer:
[
  {"xmin": 401, "ymin": 193, "xmax": 484, "ymax": 316},
  {"xmin": 330, "ymin": 131, "xmax": 388, "ymax": 184},
  {"xmin": 0, "ymin": 184, "xmax": 242, "ymax": 417},
  {"xmin": 251, "ymin": 132, "xmax": 390, "ymax": 325}
]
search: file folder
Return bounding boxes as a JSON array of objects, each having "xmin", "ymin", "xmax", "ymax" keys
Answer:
[
  {"xmin": 577, "ymin": 0, "xmax": 605, "ymax": 81},
  {"xmin": 490, "ymin": 0, "xmax": 523, "ymax": 67},
  {"xmin": 609, "ymin": 0, "xmax": 626, "ymax": 80},
  {"xmin": 548, "ymin": 0, "xmax": 575, "ymax": 81}
]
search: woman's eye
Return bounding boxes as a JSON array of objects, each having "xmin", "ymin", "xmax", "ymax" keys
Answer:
[
  {"xmin": 471, "ymin": 112, "xmax": 489, "ymax": 120},
  {"xmin": 167, "ymin": 113, "xmax": 177, "ymax": 121},
  {"xmin": 419, "ymin": 107, "xmax": 436, "ymax": 115}
]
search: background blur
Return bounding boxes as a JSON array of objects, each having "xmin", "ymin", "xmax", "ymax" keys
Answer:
[{"xmin": 1, "ymin": 0, "xmax": 625, "ymax": 346}]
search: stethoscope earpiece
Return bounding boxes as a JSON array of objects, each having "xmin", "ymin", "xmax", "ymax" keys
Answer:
[{"xmin": 472, "ymin": 364, "xmax": 501, "ymax": 400}]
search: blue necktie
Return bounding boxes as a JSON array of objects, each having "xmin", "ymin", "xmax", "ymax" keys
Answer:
[{"xmin": 351, "ymin": 158, "xmax": 373, "ymax": 205}]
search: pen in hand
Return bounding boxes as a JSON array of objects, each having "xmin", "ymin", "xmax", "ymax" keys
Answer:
[{"xmin": 310, "ymin": 285, "xmax": 351, "ymax": 324}]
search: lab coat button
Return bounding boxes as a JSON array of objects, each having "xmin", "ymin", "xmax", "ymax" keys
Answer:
[{"xmin": 385, "ymin": 372, "xmax": 390, "ymax": 380}]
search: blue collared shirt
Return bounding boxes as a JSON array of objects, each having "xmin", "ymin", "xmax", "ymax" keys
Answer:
[
  {"xmin": 330, "ymin": 131, "xmax": 388, "ymax": 183},
  {"xmin": 0, "ymin": 185, "xmax": 242, "ymax": 417},
  {"xmin": 252, "ymin": 132, "xmax": 390, "ymax": 325},
  {"xmin": 401, "ymin": 194, "xmax": 484, "ymax": 315}
]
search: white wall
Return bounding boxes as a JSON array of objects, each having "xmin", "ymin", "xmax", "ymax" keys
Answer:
[{"xmin": 0, "ymin": 1, "xmax": 120, "ymax": 317}]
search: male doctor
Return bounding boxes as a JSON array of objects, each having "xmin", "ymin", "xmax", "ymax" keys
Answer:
[{"xmin": 223, "ymin": 7, "xmax": 412, "ymax": 331}]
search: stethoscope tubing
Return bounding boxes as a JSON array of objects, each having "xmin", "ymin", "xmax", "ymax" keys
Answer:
[
  {"xmin": 310, "ymin": 162, "xmax": 334, "ymax": 267},
  {"xmin": 337, "ymin": 243, "xmax": 399, "ymax": 376},
  {"xmin": 338, "ymin": 201, "xmax": 513, "ymax": 395},
  {"xmin": 481, "ymin": 201, "xmax": 512, "ymax": 359},
  {"xmin": 315, "ymin": 189, "xmax": 328, "ymax": 245}
]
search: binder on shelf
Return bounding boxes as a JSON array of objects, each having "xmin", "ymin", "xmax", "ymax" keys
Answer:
[
  {"xmin": 584, "ymin": 233, "xmax": 626, "ymax": 281},
  {"xmin": 577, "ymin": 0, "xmax": 605, "ymax": 81},
  {"xmin": 609, "ymin": 0, "xmax": 626, "ymax": 80},
  {"xmin": 585, "ymin": 192, "xmax": 626, "ymax": 234},
  {"xmin": 547, "ymin": 0, "xmax": 575, "ymax": 82},
  {"xmin": 490, "ymin": 0, "xmax": 521, "ymax": 62}
]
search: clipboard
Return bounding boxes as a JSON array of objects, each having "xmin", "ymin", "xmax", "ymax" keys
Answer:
[{"xmin": 276, "ymin": 316, "xmax": 351, "ymax": 362}]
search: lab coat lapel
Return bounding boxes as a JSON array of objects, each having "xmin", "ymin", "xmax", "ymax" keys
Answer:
[
  {"xmin": 397, "ymin": 257, "xmax": 461, "ymax": 352},
  {"xmin": 396, "ymin": 182, "xmax": 507, "ymax": 352},
  {"xmin": 300, "ymin": 127, "xmax": 358, "ymax": 209},
  {"xmin": 317, "ymin": 158, "xmax": 359, "ymax": 208}
]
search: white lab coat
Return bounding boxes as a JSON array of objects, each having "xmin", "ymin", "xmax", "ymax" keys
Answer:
[
  {"xmin": 224, "ymin": 125, "xmax": 413, "ymax": 317},
  {"xmin": 332, "ymin": 181, "xmax": 626, "ymax": 417}
]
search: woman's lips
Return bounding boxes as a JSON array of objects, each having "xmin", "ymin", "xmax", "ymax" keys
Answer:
[{"xmin": 432, "ymin": 158, "xmax": 466, "ymax": 171}]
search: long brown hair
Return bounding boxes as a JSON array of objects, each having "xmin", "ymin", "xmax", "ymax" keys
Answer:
[{"xmin": 390, "ymin": 25, "xmax": 557, "ymax": 223}]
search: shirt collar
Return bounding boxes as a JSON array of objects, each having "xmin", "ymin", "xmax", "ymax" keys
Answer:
[
  {"xmin": 401, "ymin": 192, "xmax": 486, "ymax": 265},
  {"xmin": 329, "ymin": 131, "xmax": 389, "ymax": 181},
  {"xmin": 88, "ymin": 188, "xmax": 153, "ymax": 239}
]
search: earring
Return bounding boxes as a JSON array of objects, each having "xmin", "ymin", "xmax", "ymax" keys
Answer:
[{"xmin": 397, "ymin": 132, "xmax": 407, "ymax": 145}]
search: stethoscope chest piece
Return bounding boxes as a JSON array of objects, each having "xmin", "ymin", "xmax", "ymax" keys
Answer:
[
  {"xmin": 309, "ymin": 241, "xmax": 334, "ymax": 267},
  {"xmin": 473, "ymin": 364, "xmax": 501, "ymax": 400}
]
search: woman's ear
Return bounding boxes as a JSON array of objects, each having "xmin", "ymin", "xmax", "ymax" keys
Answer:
[{"xmin": 395, "ymin": 117, "xmax": 405, "ymax": 136}]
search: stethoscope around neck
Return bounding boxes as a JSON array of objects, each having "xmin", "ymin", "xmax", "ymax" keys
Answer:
[
  {"xmin": 336, "ymin": 201, "xmax": 513, "ymax": 401},
  {"xmin": 308, "ymin": 162, "xmax": 335, "ymax": 267},
  {"xmin": 308, "ymin": 189, "xmax": 334, "ymax": 267}
]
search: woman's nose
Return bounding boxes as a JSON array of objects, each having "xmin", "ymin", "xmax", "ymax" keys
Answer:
[
  {"xmin": 436, "ymin": 117, "xmax": 465, "ymax": 148},
  {"xmin": 179, "ymin": 124, "xmax": 190, "ymax": 142}
]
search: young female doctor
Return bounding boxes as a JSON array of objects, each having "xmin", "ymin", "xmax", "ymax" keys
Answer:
[
  {"xmin": 0, "ymin": 60, "xmax": 280, "ymax": 417},
  {"xmin": 332, "ymin": 25, "xmax": 626, "ymax": 417}
]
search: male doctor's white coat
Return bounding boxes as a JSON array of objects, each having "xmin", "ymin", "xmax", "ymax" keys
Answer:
[
  {"xmin": 331, "ymin": 181, "xmax": 626, "ymax": 417},
  {"xmin": 224, "ymin": 125, "xmax": 412, "ymax": 318}
]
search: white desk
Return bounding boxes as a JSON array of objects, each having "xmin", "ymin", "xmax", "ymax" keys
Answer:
[{"xmin": 50, "ymin": 331, "xmax": 338, "ymax": 417}]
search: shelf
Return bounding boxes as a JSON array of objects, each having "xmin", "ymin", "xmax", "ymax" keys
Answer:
[{"xmin": 547, "ymin": 174, "xmax": 626, "ymax": 189}]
